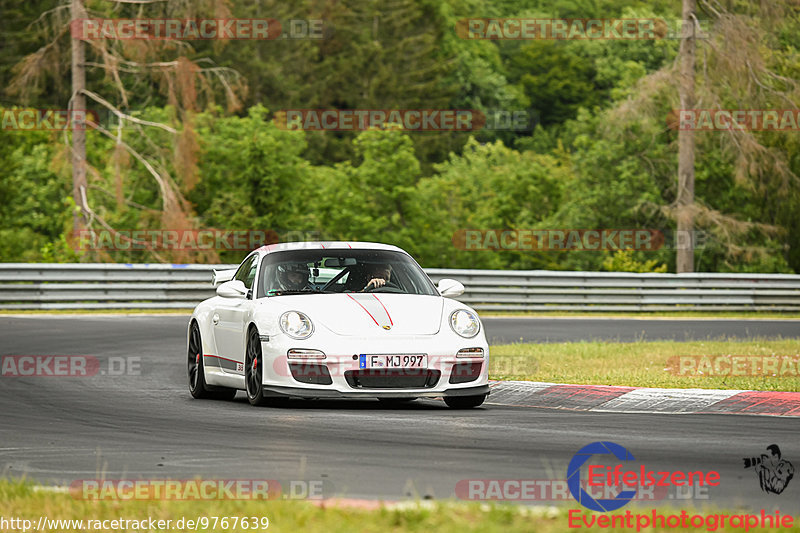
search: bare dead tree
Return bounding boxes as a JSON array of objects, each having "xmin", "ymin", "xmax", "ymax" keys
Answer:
[
  {"xmin": 70, "ymin": 0, "xmax": 89, "ymax": 235},
  {"xmin": 11, "ymin": 0, "xmax": 246, "ymax": 263},
  {"xmin": 604, "ymin": 1, "xmax": 799, "ymax": 270}
]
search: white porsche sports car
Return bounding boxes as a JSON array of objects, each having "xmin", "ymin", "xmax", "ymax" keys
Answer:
[{"xmin": 187, "ymin": 242, "xmax": 489, "ymax": 408}]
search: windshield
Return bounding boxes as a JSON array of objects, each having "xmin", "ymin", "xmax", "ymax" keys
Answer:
[{"xmin": 256, "ymin": 249, "xmax": 438, "ymax": 297}]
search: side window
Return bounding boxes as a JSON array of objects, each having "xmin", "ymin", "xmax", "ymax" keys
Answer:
[{"xmin": 235, "ymin": 255, "xmax": 258, "ymax": 292}]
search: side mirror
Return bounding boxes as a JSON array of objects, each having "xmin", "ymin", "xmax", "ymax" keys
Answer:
[
  {"xmin": 211, "ymin": 268, "xmax": 237, "ymax": 286},
  {"xmin": 437, "ymin": 278, "xmax": 465, "ymax": 298},
  {"xmin": 216, "ymin": 279, "xmax": 248, "ymax": 299}
]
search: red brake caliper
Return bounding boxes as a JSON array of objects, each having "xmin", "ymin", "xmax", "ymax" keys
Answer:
[
  {"xmin": 253, "ymin": 357, "xmax": 257, "ymax": 370},
  {"xmin": 196, "ymin": 353, "xmax": 200, "ymax": 364}
]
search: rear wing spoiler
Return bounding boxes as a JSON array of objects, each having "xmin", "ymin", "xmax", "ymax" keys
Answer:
[{"xmin": 212, "ymin": 268, "xmax": 237, "ymax": 286}]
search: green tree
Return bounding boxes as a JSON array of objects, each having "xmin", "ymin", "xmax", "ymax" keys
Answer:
[
  {"xmin": 407, "ymin": 138, "xmax": 570, "ymax": 268},
  {"xmin": 0, "ymin": 127, "xmax": 72, "ymax": 261}
]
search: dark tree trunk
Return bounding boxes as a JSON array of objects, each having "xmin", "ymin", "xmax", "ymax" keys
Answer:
[
  {"xmin": 71, "ymin": 0, "xmax": 88, "ymax": 233},
  {"xmin": 676, "ymin": 0, "xmax": 696, "ymax": 273}
]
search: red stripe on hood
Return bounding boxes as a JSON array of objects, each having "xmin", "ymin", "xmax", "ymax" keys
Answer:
[
  {"xmin": 346, "ymin": 294, "xmax": 379, "ymax": 326},
  {"xmin": 372, "ymin": 294, "xmax": 393, "ymax": 325}
]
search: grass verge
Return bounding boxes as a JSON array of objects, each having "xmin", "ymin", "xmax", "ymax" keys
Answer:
[
  {"xmin": 479, "ymin": 311, "xmax": 800, "ymax": 319},
  {"xmin": 2, "ymin": 479, "xmax": 798, "ymax": 533},
  {"xmin": 0, "ymin": 309, "xmax": 191, "ymax": 315},
  {"xmin": 489, "ymin": 339, "xmax": 800, "ymax": 391},
  {"xmin": 0, "ymin": 479, "xmax": 546, "ymax": 533}
]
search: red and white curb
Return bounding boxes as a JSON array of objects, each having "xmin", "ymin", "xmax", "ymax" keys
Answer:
[{"xmin": 487, "ymin": 381, "xmax": 800, "ymax": 417}]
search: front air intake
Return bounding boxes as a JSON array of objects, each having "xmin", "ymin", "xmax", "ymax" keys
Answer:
[
  {"xmin": 449, "ymin": 362, "xmax": 482, "ymax": 384},
  {"xmin": 344, "ymin": 369, "xmax": 440, "ymax": 389},
  {"xmin": 289, "ymin": 363, "xmax": 333, "ymax": 385}
]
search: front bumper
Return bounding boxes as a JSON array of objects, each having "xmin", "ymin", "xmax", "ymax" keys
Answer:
[
  {"xmin": 260, "ymin": 331, "xmax": 489, "ymax": 398},
  {"xmin": 261, "ymin": 383, "xmax": 490, "ymax": 399}
]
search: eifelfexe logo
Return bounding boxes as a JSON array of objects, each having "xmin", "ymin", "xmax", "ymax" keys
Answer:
[
  {"xmin": 568, "ymin": 441, "xmax": 637, "ymax": 512},
  {"xmin": 568, "ymin": 441, "xmax": 721, "ymax": 513}
]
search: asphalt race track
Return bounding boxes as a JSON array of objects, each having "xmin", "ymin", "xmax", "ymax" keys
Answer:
[{"xmin": 1, "ymin": 315, "xmax": 799, "ymax": 512}]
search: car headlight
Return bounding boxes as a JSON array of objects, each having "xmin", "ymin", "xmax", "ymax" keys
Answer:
[
  {"xmin": 449, "ymin": 309, "xmax": 480, "ymax": 338},
  {"xmin": 279, "ymin": 311, "xmax": 314, "ymax": 339}
]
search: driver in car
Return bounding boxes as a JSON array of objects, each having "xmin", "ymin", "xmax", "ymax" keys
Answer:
[
  {"xmin": 362, "ymin": 263, "xmax": 393, "ymax": 291},
  {"xmin": 277, "ymin": 263, "xmax": 313, "ymax": 291}
]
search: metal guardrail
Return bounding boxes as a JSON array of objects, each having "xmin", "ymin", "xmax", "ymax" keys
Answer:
[
  {"xmin": 425, "ymin": 269, "xmax": 800, "ymax": 312},
  {"xmin": 1, "ymin": 263, "xmax": 799, "ymax": 311},
  {"xmin": 0, "ymin": 263, "xmax": 233, "ymax": 310}
]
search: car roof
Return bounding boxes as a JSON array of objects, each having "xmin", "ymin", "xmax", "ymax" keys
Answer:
[{"xmin": 253, "ymin": 241, "xmax": 409, "ymax": 255}]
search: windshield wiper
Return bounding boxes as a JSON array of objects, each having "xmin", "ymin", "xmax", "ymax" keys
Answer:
[
  {"xmin": 267, "ymin": 289, "xmax": 339, "ymax": 296},
  {"xmin": 267, "ymin": 289, "xmax": 315, "ymax": 296}
]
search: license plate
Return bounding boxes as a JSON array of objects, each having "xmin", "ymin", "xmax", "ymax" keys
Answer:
[{"xmin": 359, "ymin": 354, "xmax": 427, "ymax": 369}]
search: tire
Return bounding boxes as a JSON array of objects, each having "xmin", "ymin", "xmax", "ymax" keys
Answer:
[
  {"xmin": 444, "ymin": 394, "xmax": 486, "ymax": 409},
  {"xmin": 245, "ymin": 327, "xmax": 292, "ymax": 407},
  {"xmin": 188, "ymin": 322, "xmax": 236, "ymax": 401}
]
